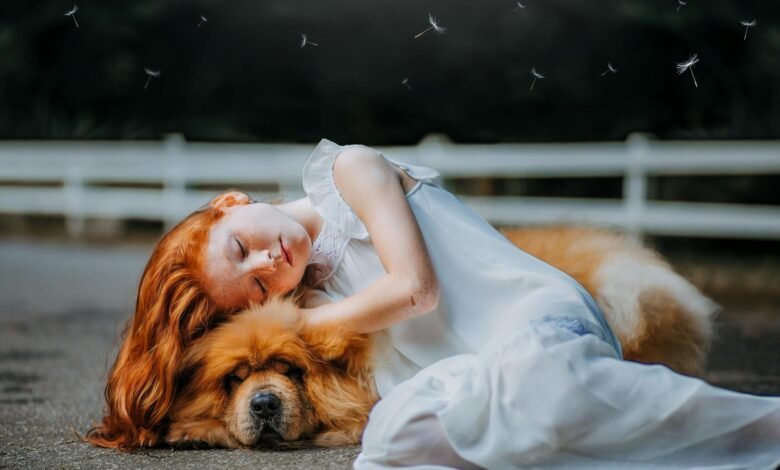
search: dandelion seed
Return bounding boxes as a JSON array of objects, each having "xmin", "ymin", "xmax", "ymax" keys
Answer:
[
  {"xmin": 64, "ymin": 5, "xmax": 79, "ymax": 28},
  {"xmin": 143, "ymin": 68, "xmax": 161, "ymax": 89},
  {"xmin": 530, "ymin": 67, "xmax": 545, "ymax": 91},
  {"xmin": 740, "ymin": 19, "xmax": 756, "ymax": 41},
  {"xmin": 414, "ymin": 13, "xmax": 447, "ymax": 39},
  {"xmin": 513, "ymin": 2, "xmax": 525, "ymax": 12},
  {"xmin": 401, "ymin": 78, "xmax": 412, "ymax": 90},
  {"xmin": 300, "ymin": 34, "xmax": 319, "ymax": 48},
  {"xmin": 601, "ymin": 62, "xmax": 618, "ymax": 77},
  {"xmin": 197, "ymin": 15, "xmax": 208, "ymax": 28},
  {"xmin": 676, "ymin": 0, "xmax": 687, "ymax": 12},
  {"xmin": 675, "ymin": 53, "xmax": 699, "ymax": 88}
]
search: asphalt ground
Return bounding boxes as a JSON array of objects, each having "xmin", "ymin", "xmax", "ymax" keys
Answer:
[{"xmin": 1, "ymin": 238, "xmax": 779, "ymax": 469}]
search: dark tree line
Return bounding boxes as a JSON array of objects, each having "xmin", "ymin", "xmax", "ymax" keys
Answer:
[{"xmin": 0, "ymin": 0, "xmax": 778, "ymax": 143}]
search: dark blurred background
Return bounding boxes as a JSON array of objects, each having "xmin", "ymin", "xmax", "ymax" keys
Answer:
[{"xmin": 1, "ymin": 0, "xmax": 779, "ymax": 143}]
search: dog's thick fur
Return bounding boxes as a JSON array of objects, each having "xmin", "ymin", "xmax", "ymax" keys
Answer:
[
  {"xmin": 167, "ymin": 296, "xmax": 376, "ymax": 448},
  {"xmin": 167, "ymin": 226, "xmax": 718, "ymax": 448}
]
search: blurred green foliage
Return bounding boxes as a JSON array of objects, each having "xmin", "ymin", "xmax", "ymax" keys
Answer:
[{"xmin": 0, "ymin": 0, "xmax": 778, "ymax": 143}]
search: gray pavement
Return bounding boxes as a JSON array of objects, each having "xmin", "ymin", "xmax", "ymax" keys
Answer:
[{"xmin": 1, "ymin": 238, "xmax": 779, "ymax": 469}]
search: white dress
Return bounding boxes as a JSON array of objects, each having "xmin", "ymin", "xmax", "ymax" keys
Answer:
[{"xmin": 302, "ymin": 139, "xmax": 780, "ymax": 470}]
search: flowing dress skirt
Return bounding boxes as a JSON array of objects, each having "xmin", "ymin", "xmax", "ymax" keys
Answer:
[{"xmin": 356, "ymin": 313, "xmax": 780, "ymax": 469}]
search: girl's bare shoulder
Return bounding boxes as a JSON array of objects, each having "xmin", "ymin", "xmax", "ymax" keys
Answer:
[{"xmin": 332, "ymin": 146, "xmax": 417, "ymax": 194}]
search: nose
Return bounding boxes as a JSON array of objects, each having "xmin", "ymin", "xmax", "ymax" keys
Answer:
[
  {"xmin": 249, "ymin": 250, "xmax": 277, "ymax": 273},
  {"xmin": 250, "ymin": 392, "xmax": 281, "ymax": 419}
]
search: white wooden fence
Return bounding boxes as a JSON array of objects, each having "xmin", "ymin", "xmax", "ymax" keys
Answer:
[{"xmin": 1, "ymin": 133, "xmax": 779, "ymax": 239}]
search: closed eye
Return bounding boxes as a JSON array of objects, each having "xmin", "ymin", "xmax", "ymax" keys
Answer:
[
  {"xmin": 235, "ymin": 237, "xmax": 246, "ymax": 258},
  {"xmin": 255, "ymin": 277, "xmax": 267, "ymax": 295}
]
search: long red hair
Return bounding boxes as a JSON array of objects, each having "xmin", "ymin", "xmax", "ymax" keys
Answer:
[{"xmin": 86, "ymin": 191, "xmax": 250, "ymax": 449}]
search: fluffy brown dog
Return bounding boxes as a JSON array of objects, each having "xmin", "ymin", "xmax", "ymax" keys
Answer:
[
  {"xmin": 165, "ymin": 226, "xmax": 717, "ymax": 449},
  {"xmin": 167, "ymin": 296, "xmax": 376, "ymax": 448}
]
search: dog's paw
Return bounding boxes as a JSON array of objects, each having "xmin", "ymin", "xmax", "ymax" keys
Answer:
[
  {"xmin": 166, "ymin": 420, "xmax": 240, "ymax": 449},
  {"xmin": 313, "ymin": 429, "xmax": 361, "ymax": 447}
]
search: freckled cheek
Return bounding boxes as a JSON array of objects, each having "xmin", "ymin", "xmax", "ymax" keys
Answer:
[
  {"xmin": 221, "ymin": 279, "xmax": 249, "ymax": 307},
  {"xmin": 272, "ymin": 273, "xmax": 299, "ymax": 295}
]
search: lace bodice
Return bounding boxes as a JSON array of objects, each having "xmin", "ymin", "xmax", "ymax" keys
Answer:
[{"xmin": 304, "ymin": 219, "xmax": 351, "ymax": 287}]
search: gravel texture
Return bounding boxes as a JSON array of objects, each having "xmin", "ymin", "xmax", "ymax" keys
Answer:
[{"xmin": 1, "ymin": 239, "xmax": 778, "ymax": 469}]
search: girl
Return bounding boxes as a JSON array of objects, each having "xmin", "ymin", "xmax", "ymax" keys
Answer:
[{"xmin": 88, "ymin": 139, "xmax": 780, "ymax": 468}]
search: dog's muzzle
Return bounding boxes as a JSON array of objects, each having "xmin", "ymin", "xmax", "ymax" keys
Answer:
[{"xmin": 248, "ymin": 391, "xmax": 285, "ymax": 443}]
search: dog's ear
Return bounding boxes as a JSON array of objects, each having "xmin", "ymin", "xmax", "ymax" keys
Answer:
[
  {"xmin": 174, "ymin": 362, "xmax": 198, "ymax": 391},
  {"xmin": 299, "ymin": 326, "xmax": 362, "ymax": 361},
  {"xmin": 296, "ymin": 289, "xmax": 363, "ymax": 362},
  {"xmin": 302, "ymin": 342, "xmax": 378, "ymax": 447},
  {"xmin": 299, "ymin": 326, "xmax": 373, "ymax": 380}
]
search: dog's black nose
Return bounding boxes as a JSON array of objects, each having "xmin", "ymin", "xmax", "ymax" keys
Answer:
[{"xmin": 250, "ymin": 392, "xmax": 281, "ymax": 419}]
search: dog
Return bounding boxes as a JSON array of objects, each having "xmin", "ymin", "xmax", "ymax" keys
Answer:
[
  {"xmin": 166, "ymin": 226, "xmax": 718, "ymax": 448},
  {"xmin": 166, "ymin": 296, "xmax": 376, "ymax": 448}
]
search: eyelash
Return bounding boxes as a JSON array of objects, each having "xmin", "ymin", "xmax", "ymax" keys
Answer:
[
  {"xmin": 255, "ymin": 277, "xmax": 267, "ymax": 295},
  {"xmin": 235, "ymin": 237, "xmax": 246, "ymax": 258}
]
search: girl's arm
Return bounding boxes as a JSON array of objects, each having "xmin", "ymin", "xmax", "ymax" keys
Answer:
[{"xmin": 301, "ymin": 146, "xmax": 440, "ymax": 334}]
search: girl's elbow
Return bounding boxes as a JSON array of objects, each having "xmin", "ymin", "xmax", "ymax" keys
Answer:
[{"xmin": 409, "ymin": 277, "xmax": 440, "ymax": 315}]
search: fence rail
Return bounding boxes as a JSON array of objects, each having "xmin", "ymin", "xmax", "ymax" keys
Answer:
[{"xmin": 1, "ymin": 133, "xmax": 779, "ymax": 239}]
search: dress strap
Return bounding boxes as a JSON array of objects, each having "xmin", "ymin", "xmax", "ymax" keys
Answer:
[
  {"xmin": 383, "ymin": 155, "xmax": 441, "ymax": 183},
  {"xmin": 304, "ymin": 219, "xmax": 351, "ymax": 287}
]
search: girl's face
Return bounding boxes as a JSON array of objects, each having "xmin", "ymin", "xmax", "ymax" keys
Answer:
[{"xmin": 202, "ymin": 203, "xmax": 312, "ymax": 310}]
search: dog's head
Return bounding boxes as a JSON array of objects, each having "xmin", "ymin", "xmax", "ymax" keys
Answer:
[{"xmin": 168, "ymin": 297, "xmax": 377, "ymax": 448}]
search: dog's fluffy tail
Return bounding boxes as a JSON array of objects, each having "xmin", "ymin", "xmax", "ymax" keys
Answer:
[
  {"xmin": 501, "ymin": 226, "xmax": 718, "ymax": 376},
  {"xmin": 595, "ymin": 252, "xmax": 718, "ymax": 376}
]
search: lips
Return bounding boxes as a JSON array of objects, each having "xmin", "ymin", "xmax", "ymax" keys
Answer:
[{"xmin": 280, "ymin": 239, "xmax": 292, "ymax": 266}]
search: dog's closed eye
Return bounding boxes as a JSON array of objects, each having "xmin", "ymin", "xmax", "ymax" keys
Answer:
[
  {"xmin": 223, "ymin": 373, "xmax": 244, "ymax": 392},
  {"xmin": 224, "ymin": 363, "xmax": 250, "ymax": 390},
  {"xmin": 271, "ymin": 359, "xmax": 304, "ymax": 381},
  {"xmin": 226, "ymin": 373, "xmax": 244, "ymax": 384},
  {"xmin": 284, "ymin": 366, "xmax": 304, "ymax": 381}
]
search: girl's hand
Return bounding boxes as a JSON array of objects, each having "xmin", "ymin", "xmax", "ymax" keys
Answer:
[
  {"xmin": 298, "ymin": 306, "xmax": 321, "ymax": 330},
  {"xmin": 300, "ymin": 288, "xmax": 337, "ymax": 309},
  {"xmin": 297, "ymin": 289, "xmax": 337, "ymax": 330}
]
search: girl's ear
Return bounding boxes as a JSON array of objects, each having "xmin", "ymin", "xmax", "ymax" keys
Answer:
[{"xmin": 209, "ymin": 191, "xmax": 252, "ymax": 209}]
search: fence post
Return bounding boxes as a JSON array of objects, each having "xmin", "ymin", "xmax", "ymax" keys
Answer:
[
  {"xmin": 624, "ymin": 133, "xmax": 649, "ymax": 242},
  {"xmin": 64, "ymin": 166, "xmax": 85, "ymax": 238},
  {"xmin": 163, "ymin": 133, "xmax": 187, "ymax": 231},
  {"xmin": 417, "ymin": 133, "xmax": 451, "ymax": 186}
]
